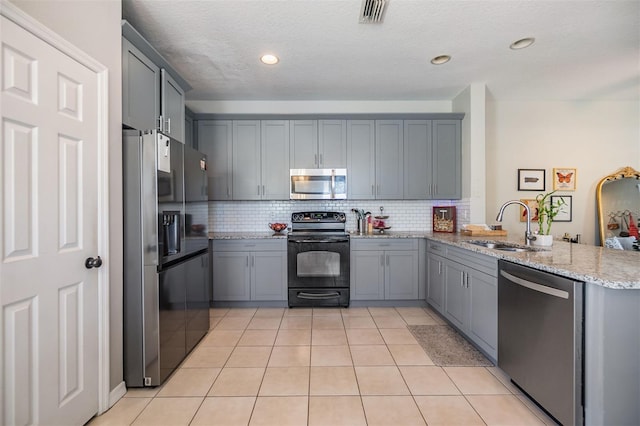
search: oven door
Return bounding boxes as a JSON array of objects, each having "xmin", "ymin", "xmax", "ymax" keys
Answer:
[{"xmin": 287, "ymin": 235, "xmax": 350, "ymax": 288}]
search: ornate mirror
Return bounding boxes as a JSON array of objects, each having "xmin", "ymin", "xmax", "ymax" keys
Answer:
[{"xmin": 596, "ymin": 166, "xmax": 640, "ymax": 249}]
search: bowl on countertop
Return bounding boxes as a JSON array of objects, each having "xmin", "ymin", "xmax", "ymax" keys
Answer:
[{"xmin": 269, "ymin": 223, "xmax": 288, "ymax": 233}]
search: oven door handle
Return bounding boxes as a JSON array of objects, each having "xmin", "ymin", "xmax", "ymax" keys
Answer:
[
  {"xmin": 291, "ymin": 238, "xmax": 350, "ymax": 244},
  {"xmin": 296, "ymin": 291, "xmax": 341, "ymax": 300}
]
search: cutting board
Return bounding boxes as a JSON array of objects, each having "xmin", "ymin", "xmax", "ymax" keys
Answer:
[{"xmin": 460, "ymin": 229, "xmax": 508, "ymax": 237}]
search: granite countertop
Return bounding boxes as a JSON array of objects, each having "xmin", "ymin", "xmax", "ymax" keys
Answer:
[
  {"xmin": 426, "ymin": 233, "xmax": 640, "ymax": 290},
  {"xmin": 208, "ymin": 231, "xmax": 287, "ymax": 239},
  {"xmin": 209, "ymin": 230, "xmax": 639, "ymax": 289}
]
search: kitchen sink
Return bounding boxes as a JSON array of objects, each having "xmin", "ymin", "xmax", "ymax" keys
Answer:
[{"xmin": 467, "ymin": 240, "xmax": 537, "ymax": 252}]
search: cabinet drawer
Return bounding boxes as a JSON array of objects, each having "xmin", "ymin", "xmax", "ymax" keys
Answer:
[
  {"xmin": 351, "ymin": 238, "xmax": 418, "ymax": 251},
  {"xmin": 211, "ymin": 239, "xmax": 285, "ymax": 252},
  {"xmin": 445, "ymin": 245, "xmax": 498, "ymax": 277},
  {"xmin": 427, "ymin": 240, "xmax": 447, "ymax": 255}
]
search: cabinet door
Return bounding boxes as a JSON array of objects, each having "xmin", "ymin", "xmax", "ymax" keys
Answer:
[
  {"xmin": 427, "ymin": 253, "xmax": 445, "ymax": 312},
  {"xmin": 261, "ymin": 120, "xmax": 290, "ymax": 200},
  {"xmin": 318, "ymin": 120, "xmax": 347, "ymax": 168},
  {"xmin": 232, "ymin": 121, "xmax": 261, "ymax": 200},
  {"xmin": 403, "ymin": 120, "xmax": 432, "ymax": 199},
  {"xmin": 375, "ymin": 120, "xmax": 403, "ymax": 199},
  {"xmin": 161, "ymin": 69, "xmax": 185, "ymax": 142},
  {"xmin": 385, "ymin": 251, "xmax": 419, "ymax": 299},
  {"xmin": 198, "ymin": 120, "xmax": 232, "ymax": 200},
  {"xmin": 350, "ymin": 250, "xmax": 384, "ymax": 300},
  {"xmin": 432, "ymin": 120, "xmax": 461, "ymax": 199},
  {"xmin": 212, "ymin": 251, "xmax": 251, "ymax": 301},
  {"xmin": 290, "ymin": 120, "xmax": 318, "ymax": 169},
  {"xmin": 122, "ymin": 38, "xmax": 160, "ymax": 132},
  {"xmin": 443, "ymin": 260, "xmax": 467, "ymax": 330},
  {"xmin": 252, "ymin": 251, "xmax": 287, "ymax": 301},
  {"xmin": 347, "ymin": 120, "xmax": 375, "ymax": 199},
  {"xmin": 468, "ymin": 268, "xmax": 497, "ymax": 358}
]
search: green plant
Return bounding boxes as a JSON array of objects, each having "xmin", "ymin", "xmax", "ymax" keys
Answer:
[{"xmin": 535, "ymin": 191, "xmax": 566, "ymax": 235}]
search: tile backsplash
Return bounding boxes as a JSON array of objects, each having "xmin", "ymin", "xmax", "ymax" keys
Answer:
[{"xmin": 209, "ymin": 199, "xmax": 470, "ymax": 233}]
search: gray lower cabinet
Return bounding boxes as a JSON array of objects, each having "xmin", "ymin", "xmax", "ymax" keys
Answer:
[
  {"xmin": 211, "ymin": 239, "xmax": 287, "ymax": 301},
  {"xmin": 351, "ymin": 239, "xmax": 420, "ymax": 300},
  {"xmin": 427, "ymin": 240, "xmax": 497, "ymax": 360}
]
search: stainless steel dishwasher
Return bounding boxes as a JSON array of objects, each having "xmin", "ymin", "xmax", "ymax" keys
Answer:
[{"xmin": 498, "ymin": 260, "xmax": 583, "ymax": 426}]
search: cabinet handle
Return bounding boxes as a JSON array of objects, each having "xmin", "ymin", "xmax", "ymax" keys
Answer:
[
  {"xmin": 380, "ymin": 254, "xmax": 385, "ymax": 267},
  {"xmin": 460, "ymin": 271, "xmax": 465, "ymax": 287},
  {"xmin": 257, "ymin": 185, "xmax": 261, "ymax": 196},
  {"xmin": 157, "ymin": 115, "xmax": 164, "ymax": 132},
  {"xmin": 319, "ymin": 153, "xmax": 323, "ymax": 166},
  {"xmin": 371, "ymin": 185, "xmax": 375, "ymax": 196},
  {"xmin": 315, "ymin": 154, "xmax": 318, "ymax": 167},
  {"xmin": 438, "ymin": 262, "xmax": 442, "ymax": 274},
  {"xmin": 262, "ymin": 185, "xmax": 265, "ymax": 196},
  {"xmin": 246, "ymin": 256, "xmax": 249, "ymax": 267},
  {"xmin": 377, "ymin": 184, "xmax": 380, "ymax": 195}
]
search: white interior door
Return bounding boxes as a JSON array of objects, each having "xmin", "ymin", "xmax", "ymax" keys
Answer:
[{"xmin": 1, "ymin": 13, "xmax": 104, "ymax": 426}]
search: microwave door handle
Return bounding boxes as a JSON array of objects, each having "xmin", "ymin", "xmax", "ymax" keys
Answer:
[{"xmin": 331, "ymin": 170, "xmax": 335, "ymax": 199}]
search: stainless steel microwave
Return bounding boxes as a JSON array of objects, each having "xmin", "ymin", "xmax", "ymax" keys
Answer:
[{"xmin": 290, "ymin": 168, "xmax": 347, "ymax": 200}]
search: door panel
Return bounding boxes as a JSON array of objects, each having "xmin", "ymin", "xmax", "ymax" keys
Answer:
[{"xmin": 1, "ymin": 16, "xmax": 101, "ymax": 425}]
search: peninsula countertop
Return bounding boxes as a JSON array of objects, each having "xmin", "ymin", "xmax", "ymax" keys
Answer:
[{"xmin": 209, "ymin": 230, "xmax": 640, "ymax": 289}]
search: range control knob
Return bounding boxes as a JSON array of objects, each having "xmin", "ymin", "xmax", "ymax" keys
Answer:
[
  {"xmin": 292, "ymin": 213, "xmax": 304, "ymax": 222},
  {"xmin": 335, "ymin": 213, "xmax": 346, "ymax": 222}
]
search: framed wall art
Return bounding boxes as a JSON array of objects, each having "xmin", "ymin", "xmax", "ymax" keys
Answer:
[
  {"xmin": 433, "ymin": 206, "xmax": 456, "ymax": 233},
  {"xmin": 518, "ymin": 169, "xmax": 545, "ymax": 191},
  {"xmin": 553, "ymin": 168, "xmax": 576, "ymax": 191},
  {"xmin": 519, "ymin": 199, "xmax": 539, "ymax": 222},
  {"xmin": 550, "ymin": 195, "xmax": 572, "ymax": 222}
]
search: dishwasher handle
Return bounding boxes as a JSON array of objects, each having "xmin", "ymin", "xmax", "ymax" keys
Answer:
[{"xmin": 500, "ymin": 270, "xmax": 569, "ymax": 299}]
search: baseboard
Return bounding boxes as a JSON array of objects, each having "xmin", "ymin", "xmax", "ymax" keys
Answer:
[{"xmin": 109, "ymin": 381, "xmax": 127, "ymax": 408}]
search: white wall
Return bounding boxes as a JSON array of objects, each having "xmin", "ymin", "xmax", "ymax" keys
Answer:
[
  {"xmin": 486, "ymin": 100, "xmax": 640, "ymax": 245},
  {"xmin": 10, "ymin": 0, "xmax": 124, "ymax": 394}
]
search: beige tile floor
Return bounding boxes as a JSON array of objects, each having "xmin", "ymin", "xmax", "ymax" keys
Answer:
[{"xmin": 90, "ymin": 306, "xmax": 556, "ymax": 426}]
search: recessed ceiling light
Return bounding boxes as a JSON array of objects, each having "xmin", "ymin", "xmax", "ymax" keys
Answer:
[
  {"xmin": 260, "ymin": 54, "xmax": 279, "ymax": 65},
  {"xmin": 510, "ymin": 37, "xmax": 535, "ymax": 50},
  {"xmin": 430, "ymin": 55, "xmax": 451, "ymax": 65}
]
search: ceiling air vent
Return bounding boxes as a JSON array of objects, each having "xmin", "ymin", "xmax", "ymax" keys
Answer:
[{"xmin": 359, "ymin": 0, "xmax": 387, "ymax": 24}]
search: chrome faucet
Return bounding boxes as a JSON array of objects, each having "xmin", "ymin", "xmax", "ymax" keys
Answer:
[{"xmin": 496, "ymin": 200, "xmax": 537, "ymax": 246}]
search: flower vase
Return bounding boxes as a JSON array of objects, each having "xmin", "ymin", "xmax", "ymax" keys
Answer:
[{"xmin": 532, "ymin": 234, "xmax": 553, "ymax": 247}]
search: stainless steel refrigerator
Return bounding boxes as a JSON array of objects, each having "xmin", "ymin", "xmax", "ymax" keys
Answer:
[{"xmin": 123, "ymin": 129, "xmax": 209, "ymax": 387}]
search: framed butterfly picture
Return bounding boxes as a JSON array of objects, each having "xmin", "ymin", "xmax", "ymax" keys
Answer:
[{"xmin": 553, "ymin": 168, "xmax": 577, "ymax": 191}]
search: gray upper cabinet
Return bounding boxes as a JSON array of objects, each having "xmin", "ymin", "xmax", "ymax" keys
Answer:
[
  {"xmin": 161, "ymin": 69, "xmax": 185, "ymax": 142},
  {"xmin": 232, "ymin": 121, "xmax": 262, "ymax": 200},
  {"xmin": 290, "ymin": 120, "xmax": 318, "ymax": 169},
  {"xmin": 290, "ymin": 120, "xmax": 347, "ymax": 169},
  {"xmin": 318, "ymin": 120, "xmax": 347, "ymax": 168},
  {"xmin": 197, "ymin": 120, "xmax": 232, "ymax": 200},
  {"xmin": 122, "ymin": 38, "xmax": 160, "ymax": 133},
  {"xmin": 403, "ymin": 119, "xmax": 461, "ymax": 200},
  {"xmin": 375, "ymin": 120, "xmax": 404, "ymax": 199},
  {"xmin": 184, "ymin": 111, "xmax": 194, "ymax": 148},
  {"xmin": 347, "ymin": 120, "xmax": 376, "ymax": 199},
  {"xmin": 431, "ymin": 120, "xmax": 461, "ymax": 199},
  {"xmin": 403, "ymin": 120, "xmax": 432, "ymax": 199},
  {"xmin": 261, "ymin": 120, "xmax": 290, "ymax": 200},
  {"xmin": 122, "ymin": 21, "xmax": 189, "ymax": 143}
]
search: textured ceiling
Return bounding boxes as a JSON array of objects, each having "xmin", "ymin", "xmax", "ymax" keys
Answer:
[{"xmin": 123, "ymin": 0, "xmax": 639, "ymax": 103}]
